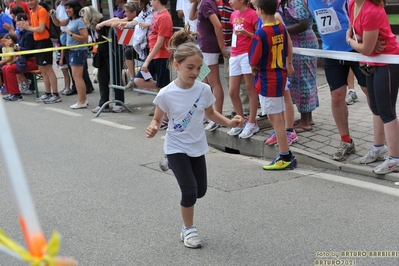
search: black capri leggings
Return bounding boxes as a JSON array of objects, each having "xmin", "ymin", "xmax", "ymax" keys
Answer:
[
  {"xmin": 167, "ymin": 153, "xmax": 207, "ymax": 208},
  {"xmin": 366, "ymin": 64, "xmax": 399, "ymax": 124}
]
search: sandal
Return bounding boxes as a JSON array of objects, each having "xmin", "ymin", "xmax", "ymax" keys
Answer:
[{"xmin": 180, "ymin": 227, "xmax": 203, "ymax": 249}]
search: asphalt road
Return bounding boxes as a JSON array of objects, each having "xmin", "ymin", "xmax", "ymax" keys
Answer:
[{"xmin": 1, "ymin": 91, "xmax": 399, "ymax": 266}]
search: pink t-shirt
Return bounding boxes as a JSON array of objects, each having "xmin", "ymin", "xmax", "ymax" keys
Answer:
[
  {"xmin": 350, "ymin": 0, "xmax": 399, "ymax": 66},
  {"xmin": 229, "ymin": 8, "xmax": 258, "ymax": 56}
]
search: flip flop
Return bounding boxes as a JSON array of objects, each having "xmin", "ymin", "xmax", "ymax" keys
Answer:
[
  {"xmin": 294, "ymin": 126, "xmax": 313, "ymax": 133},
  {"xmin": 294, "ymin": 119, "xmax": 315, "ymax": 126}
]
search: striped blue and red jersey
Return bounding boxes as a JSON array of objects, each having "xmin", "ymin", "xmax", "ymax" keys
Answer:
[{"xmin": 248, "ymin": 21, "xmax": 288, "ymax": 97}]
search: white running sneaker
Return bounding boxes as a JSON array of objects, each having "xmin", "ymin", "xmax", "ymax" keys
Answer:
[
  {"xmin": 204, "ymin": 121, "xmax": 220, "ymax": 131},
  {"xmin": 180, "ymin": 227, "xmax": 203, "ymax": 249},
  {"xmin": 227, "ymin": 125, "xmax": 245, "ymax": 136},
  {"xmin": 359, "ymin": 145, "xmax": 388, "ymax": 164},
  {"xmin": 238, "ymin": 122, "xmax": 259, "ymax": 139},
  {"xmin": 112, "ymin": 105, "xmax": 126, "ymax": 113},
  {"xmin": 373, "ymin": 156, "xmax": 399, "ymax": 175}
]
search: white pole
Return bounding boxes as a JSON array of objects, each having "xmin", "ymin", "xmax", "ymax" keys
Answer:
[{"xmin": 0, "ymin": 100, "xmax": 46, "ymax": 257}]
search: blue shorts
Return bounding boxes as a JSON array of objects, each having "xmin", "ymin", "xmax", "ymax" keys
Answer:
[
  {"xmin": 135, "ymin": 58, "xmax": 170, "ymax": 88},
  {"xmin": 69, "ymin": 50, "xmax": 88, "ymax": 66}
]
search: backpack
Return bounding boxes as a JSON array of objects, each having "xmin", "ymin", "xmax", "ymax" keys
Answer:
[{"xmin": 38, "ymin": 2, "xmax": 61, "ymax": 39}]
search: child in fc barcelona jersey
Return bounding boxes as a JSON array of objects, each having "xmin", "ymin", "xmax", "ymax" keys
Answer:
[{"xmin": 248, "ymin": 0, "xmax": 296, "ymax": 170}]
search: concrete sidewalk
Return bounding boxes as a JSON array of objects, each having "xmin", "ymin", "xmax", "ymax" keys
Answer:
[{"xmin": 207, "ymin": 67, "xmax": 399, "ymax": 182}]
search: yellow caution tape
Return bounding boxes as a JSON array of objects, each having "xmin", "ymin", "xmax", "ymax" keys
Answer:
[
  {"xmin": 0, "ymin": 228, "xmax": 76, "ymax": 266},
  {"xmin": 0, "ymin": 35, "xmax": 111, "ymax": 57}
]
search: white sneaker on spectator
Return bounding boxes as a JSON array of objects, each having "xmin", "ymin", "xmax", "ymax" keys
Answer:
[
  {"xmin": 373, "ymin": 156, "xmax": 399, "ymax": 174},
  {"xmin": 112, "ymin": 105, "xmax": 126, "ymax": 113},
  {"xmin": 36, "ymin": 94, "xmax": 51, "ymax": 102},
  {"xmin": 204, "ymin": 121, "xmax": 220, "ymax": 131},
  {"xmin": 359, "ymin": 145, "xmax": 388, "ymax": 164},
  {"xmin": 239, "ymin": 122, "xmax": 259, "ymax": 138}
]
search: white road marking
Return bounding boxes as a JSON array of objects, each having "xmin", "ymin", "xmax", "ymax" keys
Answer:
[
  {"xmin": 216, "ymin": 152, "xmax": 399, "ymax": 197},
  {"xmin": 310, "ymin": 172, "xmax": 399, "ymax": 198},
  {"xmin": 20, "ymin": 102, "xmax": 40, "ymax": 107},
  {"xmin": 91, "ymin": 118, "xmax": 134, "ymax": 130},
  {"xmin": 45, "ymin": 107, "xmax": 82, "ymax": 117}
]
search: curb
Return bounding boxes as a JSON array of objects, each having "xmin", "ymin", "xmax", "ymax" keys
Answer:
[{"xmin": 206, "ymin": 127, "xmax": 399, "ymax": 183}]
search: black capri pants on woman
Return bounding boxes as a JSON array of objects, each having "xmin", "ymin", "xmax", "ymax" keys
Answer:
[
  {"xmin": 167, "ymin": 153, "xmax": 207, "ymax": 208},
  {"xmin": 366, "ymin": 64, "xmax": 399, "ymax": 124}
]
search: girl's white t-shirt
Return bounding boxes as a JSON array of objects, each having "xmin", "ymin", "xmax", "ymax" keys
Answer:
[{"xmin": 153, "ymin": 80, "xmax": 215, "ymax": 157}]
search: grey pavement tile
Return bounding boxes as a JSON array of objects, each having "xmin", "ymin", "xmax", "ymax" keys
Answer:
[
  {"xmin": 314, "ymin": 129, "xmax": 336, "ymax": 137},
  {"xmin": 308, "ymin": 135, "xmax": 331, "ymax": 143},
  {"xmin": 303, "ymin": 141, "xmax": 326, "ymax": 150}
]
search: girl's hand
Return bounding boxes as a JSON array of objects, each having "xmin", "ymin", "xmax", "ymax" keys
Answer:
[
  {"xmin": 139, "ymin": 22, "xmax": 150, "ymax": 29},
  {"xmin": 118, "ymin": 22, "xmax": 126, "ymax": 30},
  {"xmin": 141, "ymin": 62, "xmax": 149, "ymax": 73},
  {"xmin": 62, "ymin": 29, "xmax": 72, "ymax": 36},
  {"xmin": 96, "ymin": 23, "xmax": 103, "ymax": 30},
  {"xmin": 251, "ymin": 65, "xmax": 259, "ymax": 76},
  {"xmin": 3, "ymin": 23, "xmax": 13, "ymax": 31},
  {"xmin": 345, "ymin": 28, "xmax": 353, "ymax": 41},
  {"xmin": 146, "ymin": 124, "xmax": 159, "ymax": 138},
  {"xmin": 3, "ymin": 39, "xmax": 13, "ymax": 47},
  {"xmin": 375, "ymin": 39, "xmax": 386, "ymax": 53},
  {"xmin": 17, "ymin": 19, "xmax": 28, "ymax": 30},
  {"xmin": 221, "ymin": 47, "xmax": 229, "ymax": 59},
  {"xmin": 234, "ymin": 29, "xmax": 245, "ymax": 36},
  {"xmin": 230, "ymin": 115, "xmax": 244, "ymax": 128}
]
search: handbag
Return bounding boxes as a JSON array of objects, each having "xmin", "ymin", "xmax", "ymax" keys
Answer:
[{"xmin": 92, "ymin": 52, "xmax": 100, "ymax": 68}]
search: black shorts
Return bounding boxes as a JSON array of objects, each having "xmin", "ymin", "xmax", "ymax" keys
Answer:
[
  {"xmin": 34, "ymin": 39, "xmax": 54, "ymax": 66},
  {"xmin": 124, "ymin": 47, "xmax": 149, "ymax": 61},
  {"xmin": 135, "ymin": 58, "xmax": 170, "ymax": 88},
  {"xmin": 323, "ymin": 55, "xmax": 366, "ymax": 91}
]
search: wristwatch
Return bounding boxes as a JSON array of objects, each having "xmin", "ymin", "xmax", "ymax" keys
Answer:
[
  {"xmin": 70, "ymin": 33, "xmax": 73, "ymax": 37},
  {"xmin": 347, "ymin": 38, "xmax": 351, "ymax": 45}
]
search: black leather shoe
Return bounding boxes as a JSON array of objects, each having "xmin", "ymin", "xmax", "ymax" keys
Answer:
[
  {"xmin": 64, "ymin": 89, "xmax": 77, "ymax": 96},
  {"xmin": 86, "ymin": 87, "xmax": 94, "ymax": 94}
]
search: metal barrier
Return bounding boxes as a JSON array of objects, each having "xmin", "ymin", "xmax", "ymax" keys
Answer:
[{"xmin": 95, "ymin": 27, "xmax": 182, "ymax": 117}]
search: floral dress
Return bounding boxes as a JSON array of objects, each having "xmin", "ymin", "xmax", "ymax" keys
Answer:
[{"xmin": 282, "ymin": 0, "xmax": 319, "ymax": 113}]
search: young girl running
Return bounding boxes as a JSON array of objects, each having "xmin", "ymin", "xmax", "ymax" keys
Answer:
[
  {"xmin": 227, "ymin": 0, "xmax": 259, "ymax": 138},
  {"xmin": 146, "ymin": 28, "xmax": 243, "ymax": 248}
]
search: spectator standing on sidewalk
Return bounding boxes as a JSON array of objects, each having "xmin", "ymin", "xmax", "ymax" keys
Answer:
[
  {"xmin": 249, "ymin": 0, "xmax": 297, "ymax": 170},
  {"xmin": 190, "ymin": 0, "xmax": 229, "ymax": 131},
  {"xmin": 226, "ymin": 0, "xmax": 259, "ymax": 139},
  {"xmin": 81, "ymin": 6, "xmax": 129, "ymax": 113},
  {"xmin": 55, "ymin": 0, "xmax": 94, "ymax": 96},
  {"xmin": 55, "ymin": 0, "xmax": 72, "ymax": 95},
  {"xmin": 146, "ymin": 27, "xmax": 243, "ymax": 249},
  {"xmin": 347, "ymin": 0, "xmax": 399, "ymax": 174},
  {"xmin": 305, "ymin": 0, "xmax": 368, "ymax": 161},
  {"xmin": 280, "ymin": 0, "xmax": 319, "ymax": 133},
  {"xmin": 51, "ymin": 0, "xmax": 89, "ymax": 109},
  {"xmin": 218, "ymin": 0, "xmax": 250, "ymax": 121},
  {"xmin": 19, "ymin": 0, "xmax": 60, "ymax": 104}
]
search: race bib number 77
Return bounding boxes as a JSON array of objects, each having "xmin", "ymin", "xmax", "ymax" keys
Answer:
[{"xmin": 314, "ymin": 8, "xmax": 342, "ymax": 35}]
